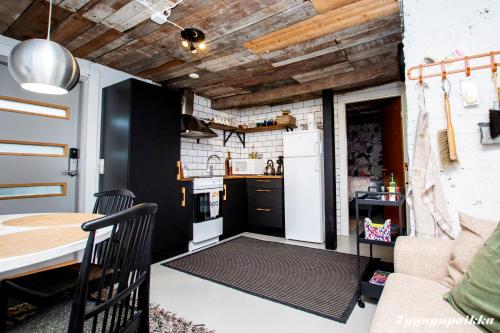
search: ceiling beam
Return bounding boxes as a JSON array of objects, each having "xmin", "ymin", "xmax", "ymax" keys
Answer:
[
  {"xmin": 310, "ymin": 0, "xmax": 362, "ymax": 14},
  {"xmin": 244, "ymin": 0, "xmax": 399, "ymax": 54},
  {"xmin": 0, "ymin": 0, "xmax": 33, "ymax": 34},
  {"xmin": 211, "ymin": 61, "xmax": 399, "ymax": 110}
]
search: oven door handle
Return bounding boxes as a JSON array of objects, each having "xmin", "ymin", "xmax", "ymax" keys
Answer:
[{"xmin": 193, "ymin": 188, "xmax": 224, "ymax": 194}]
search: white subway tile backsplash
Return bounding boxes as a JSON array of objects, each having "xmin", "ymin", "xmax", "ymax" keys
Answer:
[
  {"xmin": 180, "ymin": 94, "xmax": 343, "ymax": 223},
  {"xmin": 303, "ymin": 99, "xmax": 314, "ymax": 107}
]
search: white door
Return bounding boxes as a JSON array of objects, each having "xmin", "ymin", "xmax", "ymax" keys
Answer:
[
  {"xmin": 0, "ymin": 64, "xmax": 81, "ymax": 214},
  {"xmin": 284, "ymin": 155, "xmax": 324, "ymax": 243},
  {"xmin": 283, "ymin": 130, "xmax": 322, "ymax": 157}
]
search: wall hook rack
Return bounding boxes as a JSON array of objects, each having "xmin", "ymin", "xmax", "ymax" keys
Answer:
[{"xmin": 407, "ymin": 50, "xmax": 499, "ymax": 83}]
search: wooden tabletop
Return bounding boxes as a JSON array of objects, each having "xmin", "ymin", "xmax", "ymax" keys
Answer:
[
  {"xmin": 0, "ymin": 213, "xmax": 105, "ymax": 279},
  {"xmin": 0, "ymin": 213, "xmax": 101, "ymax": 259}
]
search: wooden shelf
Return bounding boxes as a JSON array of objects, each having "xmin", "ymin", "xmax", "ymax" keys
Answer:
[
  {"xmin": 239, "ymin": 124, "xmax": 297, "ymax": 133},
  {"xmin": 208, "ymin": 122, "xmax": 296, "ymax": 134},
  {"xmin": 207, "ymin": 122, "xmax": 297, "ymax": 147},
  {"xmin": 207, "ymin": 122, "xmax": 238, "ymax": 131}
]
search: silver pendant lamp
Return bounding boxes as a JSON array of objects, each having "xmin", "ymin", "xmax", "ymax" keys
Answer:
[{"xmin": 8, "ymin": 0, "xmax": 80, "ymax": 95}]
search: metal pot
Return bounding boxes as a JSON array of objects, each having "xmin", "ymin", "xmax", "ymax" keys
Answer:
[{"xmin": 264, "ymin": 159, "xmax": 275, "ymax": 175}]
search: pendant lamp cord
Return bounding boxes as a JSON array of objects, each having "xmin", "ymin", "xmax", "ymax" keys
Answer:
[{"xmin": 47, "ymin": 0, "xmax": 53, "ymax": 40}]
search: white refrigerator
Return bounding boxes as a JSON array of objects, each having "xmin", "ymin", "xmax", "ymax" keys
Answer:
[{"xmin": 283, "ymin": 129, "xmax": 325, "ymax": 243}]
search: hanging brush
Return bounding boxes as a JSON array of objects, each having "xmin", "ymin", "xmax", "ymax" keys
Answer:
[
  {"xmin": 438, "ymin": 79, "xmax": 458, "ymax": 165},
  {"xmin": 489, "ymin": 71, "xmax": 500, "ymax": 138}
]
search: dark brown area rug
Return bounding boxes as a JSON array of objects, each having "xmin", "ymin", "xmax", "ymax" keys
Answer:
[{"xmin": 163, "ymin": 236, "xmax": 370, "ymax": 323}]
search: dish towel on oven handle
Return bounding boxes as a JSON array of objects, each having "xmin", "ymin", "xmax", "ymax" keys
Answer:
[{"xmin": 209, "ymin": 191, "xmax": 220, "ymax": 218}]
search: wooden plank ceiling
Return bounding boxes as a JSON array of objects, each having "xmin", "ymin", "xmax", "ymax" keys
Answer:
[{"xmin": 1, "ymin": 0, "xmax": 402, "ymax": 109}]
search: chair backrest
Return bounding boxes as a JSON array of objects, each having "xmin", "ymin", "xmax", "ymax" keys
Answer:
[
  {"xmin": 93, "ymin": 189, "xmax": 135, "ymax": 215},
  {"xmin": 68, "ymin": 203, "xmax": 158, "ymax": 333}
]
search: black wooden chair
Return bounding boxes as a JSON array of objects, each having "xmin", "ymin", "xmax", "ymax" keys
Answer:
[
  {"xmin": 6, "ymin": 203, "xmax": 157, "ymax": 333},
  {"xmin": 0, "ymin": 189, "xmax": 135, "ymax": 330},
  {"xmin": 92, "ymin": 189, "xmax": 135, "ymax": 216}
]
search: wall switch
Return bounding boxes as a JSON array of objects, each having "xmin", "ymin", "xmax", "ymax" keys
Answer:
[{"xmin": 98, "ymin": 159, "xmax": 105, "ymax": 175}]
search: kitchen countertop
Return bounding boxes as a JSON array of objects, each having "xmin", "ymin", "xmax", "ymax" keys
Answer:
[
  {"xmin": 179, "ymin": 175, "xmax": 283, "ymax": 181},
  {"xmin": 224, "ymin": 175, "xmax": 283, "ymax": 179}
]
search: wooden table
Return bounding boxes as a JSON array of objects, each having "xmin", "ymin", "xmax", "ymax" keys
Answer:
[{"xmin": 0, "ymin": 213, "xmax": 108, "ymax": 280}]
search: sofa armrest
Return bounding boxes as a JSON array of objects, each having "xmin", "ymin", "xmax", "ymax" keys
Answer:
[{"xmin": 394, "ymin": 236, "xmax": 454, "ymax": 283}]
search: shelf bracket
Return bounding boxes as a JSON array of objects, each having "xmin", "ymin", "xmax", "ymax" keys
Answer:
[
  {"xmin": 223, "ymin": 130, "xmax": 234, "ymax": 146},
  {"xmin": 222, "ymin": 130, "xmax": 245, "ymax": 147},
  {"xmin": 236, "ymin": 132, "xmax": 245, "ymax": 148}
]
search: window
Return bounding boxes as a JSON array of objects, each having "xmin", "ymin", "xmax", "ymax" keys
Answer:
[
  {"xmin": 0, "ymin": 183, "xmax": 67, "ymax": 200},
  {"xmin": 0, "ymin": 140, "xmax": 68, "ymax": 157}
]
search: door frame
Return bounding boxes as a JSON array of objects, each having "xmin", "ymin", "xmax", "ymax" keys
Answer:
[
  {"xmin": 336, "ymin": 82, "xmax": 407, "ymax": 236},
  {"xmin": 78, "ymin": 67, "xmax": 102, "ymax": 212}
]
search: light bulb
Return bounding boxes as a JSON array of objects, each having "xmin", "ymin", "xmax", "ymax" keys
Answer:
[
  {"xmin": 191, "ymin": 49, "xmax": 197, "ymax": 54},
  {"xmin": 182, "ymin": 40, "xmax": 189, "ymax": 48},
  {"xmin": 198, "ymin": 42, "xmax": 206, "ymax": 50}
]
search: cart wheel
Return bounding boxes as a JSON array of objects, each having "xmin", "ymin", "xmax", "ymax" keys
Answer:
[{"xmin": 357, "ymin": 298, "xmax": 365, "ymax": 308}]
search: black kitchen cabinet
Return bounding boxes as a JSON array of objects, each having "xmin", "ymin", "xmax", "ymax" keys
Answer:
[
  {"xmin": 247, "ymin": 179, "xmax": 284, "ymax": 236},
  {"xmin": 221, "ymin": 179, "xmax": 247, "ymax": 239},
  {"xmin": 100, "ymin": 78, "xmax": 187, "ymax": 263},
  {"xmin": 221, "ymin": 178, "xmax": 285, "ymax": 237}
]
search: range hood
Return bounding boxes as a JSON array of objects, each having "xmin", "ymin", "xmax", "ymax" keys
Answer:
[{"xmin": 181, "ymin": 90, "xmax": 217, "ymax": 139}]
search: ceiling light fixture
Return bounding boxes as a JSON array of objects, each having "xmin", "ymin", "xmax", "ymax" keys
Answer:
[
  {"xmin": 181, "ymin": 28, "xmax": 206, "ymax": 54},
  {"xmin": 8, "ymin": 0, "xmax": 79, "ymax": 95},
  {"xmin": 189, "ymin": 73, "xmax": 200, "ymax": 79},
  {"xmin": 135, "ymin": 0, "xmax": 207, "ymax": 54}
]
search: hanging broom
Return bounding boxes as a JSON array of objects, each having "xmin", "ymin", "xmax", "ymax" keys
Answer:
[
  {"xmin": 489, "ymin": 72, "xmax": 500, "ymax": 138},
  {"xmin": 438, "ymin": 83, "xmax": 458, "ymax": 165}
]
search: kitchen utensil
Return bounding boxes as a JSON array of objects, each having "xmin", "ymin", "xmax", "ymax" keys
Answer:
[
  {"xmin": 438, "ymin": 80, "xmax": 458, "ymax": 165},
  {"xmin": 264, "ymin": 159, "xmax": 275, "ymax": 175}
]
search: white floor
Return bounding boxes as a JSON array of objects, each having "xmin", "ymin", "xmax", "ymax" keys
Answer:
[{"xmin": 150, "ymin": 232, "xmax": 390, "ymax": 333}]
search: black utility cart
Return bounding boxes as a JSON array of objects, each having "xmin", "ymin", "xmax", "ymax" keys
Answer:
[{"xmin": 355, "ymin": 191, "xmax": 407, "ymax": 308}]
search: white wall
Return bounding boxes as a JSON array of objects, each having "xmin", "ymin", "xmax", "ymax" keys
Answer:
[
  {"xmin": 180, "ymin": 96, "xmax": 239, "ymax": 177},
  {"xmin": 403, "ymin": 0, "xmax": 500, "ymax": 234},
  {"xmin": 0, "ymin": 34, "xmax": 153, "ymax": 212}
]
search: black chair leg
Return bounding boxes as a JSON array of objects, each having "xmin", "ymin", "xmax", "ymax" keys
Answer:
[
  {"xmin": 137, "ymin": 267, "xmax": 150, "ymax": 333},
  {"xmin": 0, "ymin": 283, "xmax": 8, "ymax": 332}
]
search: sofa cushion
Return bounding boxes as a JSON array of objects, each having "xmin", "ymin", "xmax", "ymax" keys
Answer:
[
  {"xmin": 441, "ymin": 213, "xmax": 498, "ymax": 288},
  {"xmin": 370, "ymin": 273, "xmax": 482, "ymax": 333},
  {"xmin": 444, "ymin": 222, "xmax": 500, "ymax": 333}
]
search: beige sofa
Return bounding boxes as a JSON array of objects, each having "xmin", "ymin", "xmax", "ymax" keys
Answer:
[{"xmin": 370, "ymin": 236, "xmax": 482, "ymax": 333}]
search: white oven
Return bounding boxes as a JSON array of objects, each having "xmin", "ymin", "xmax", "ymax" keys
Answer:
[
  {"xmin": 189, "ymin": 177, "xmax": 223, "ymax": 251},
  {"xmin": 231, "ymin": 159, "xmax": 264, "ymax": 175}
]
